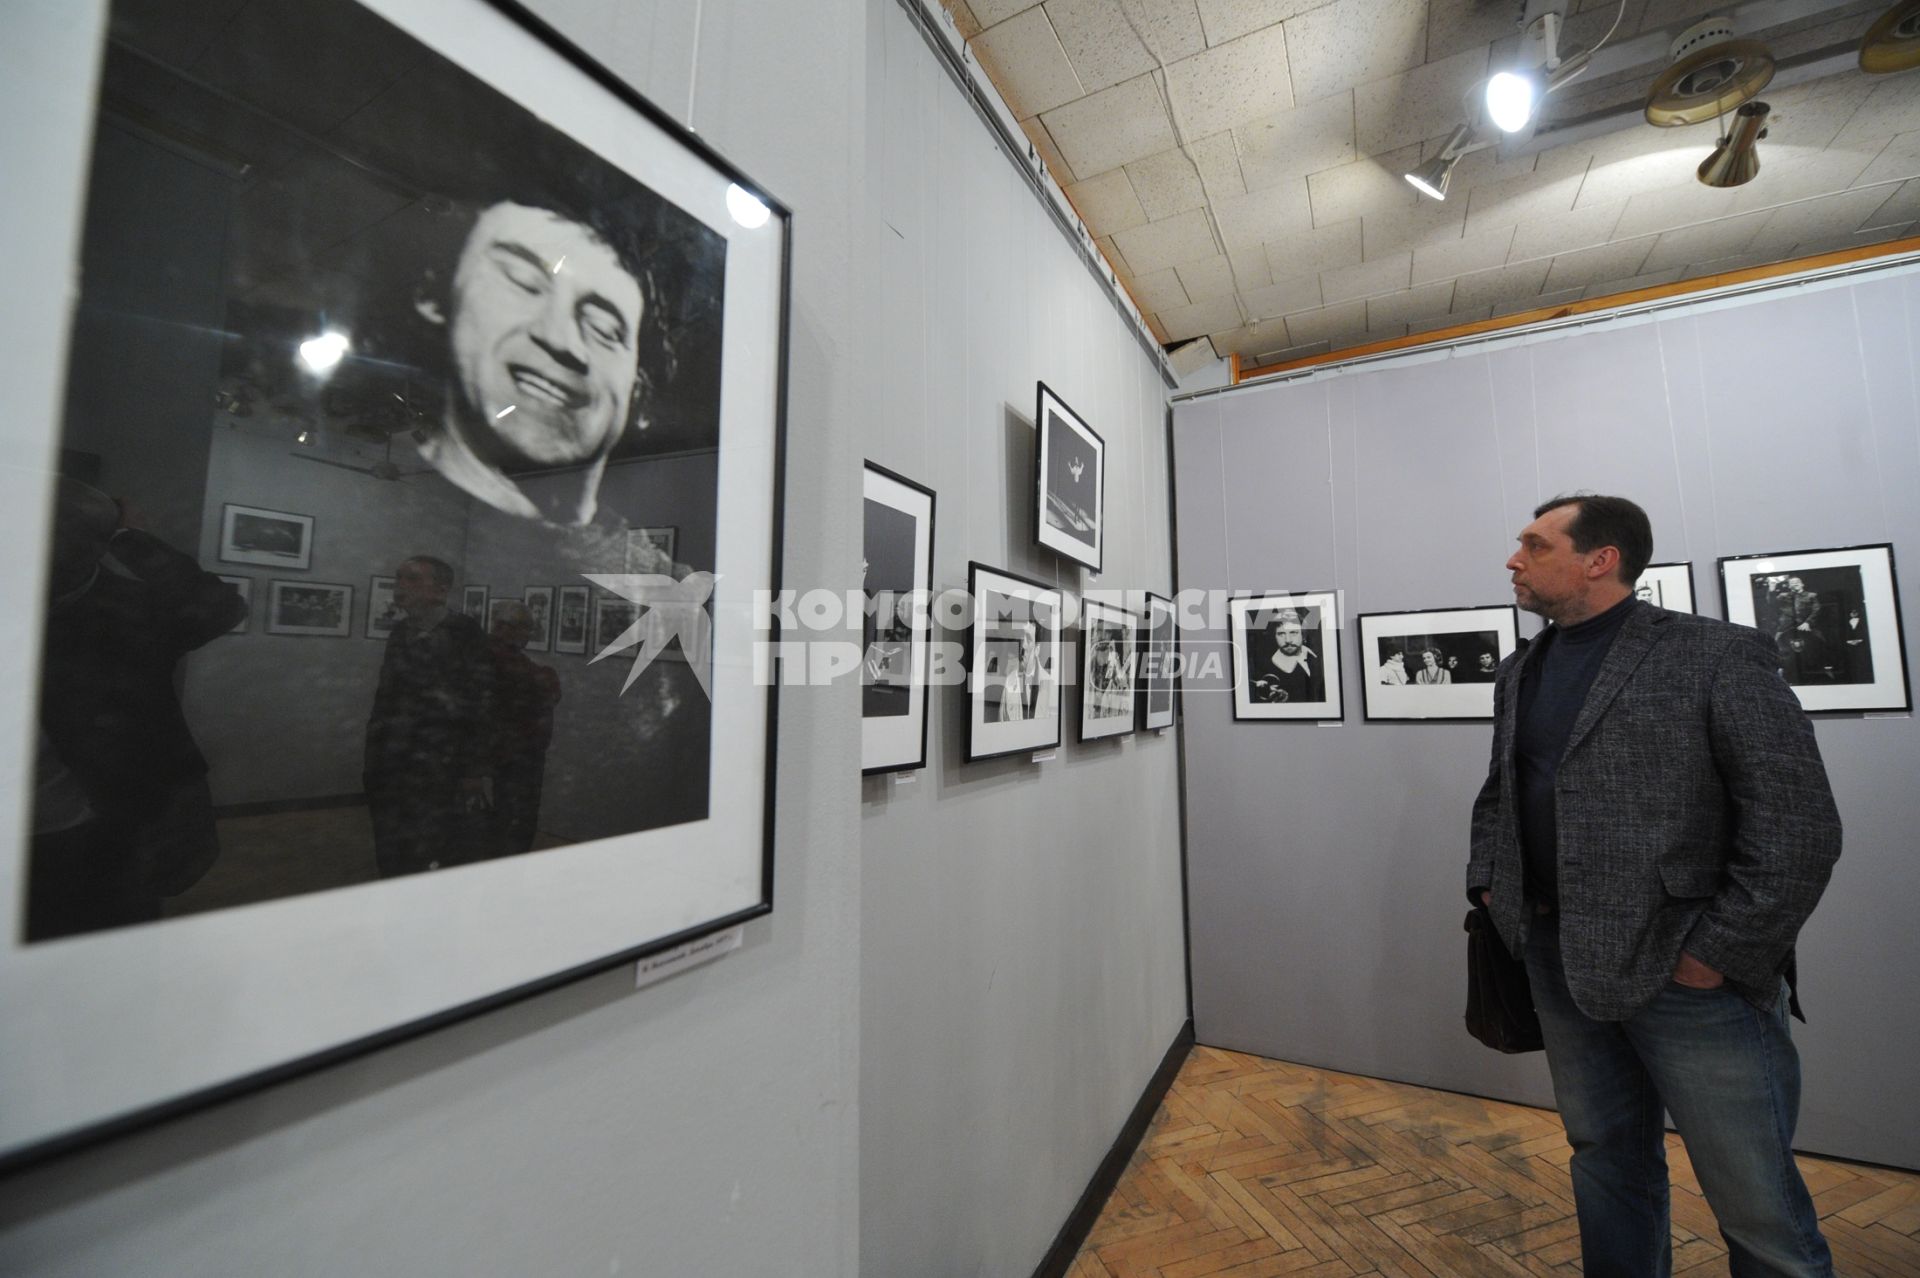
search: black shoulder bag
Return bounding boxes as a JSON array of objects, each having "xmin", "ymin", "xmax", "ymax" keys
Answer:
[{"xmin": 1464, "ymin": 905, "xmax": 1543, "ymax": 1054}]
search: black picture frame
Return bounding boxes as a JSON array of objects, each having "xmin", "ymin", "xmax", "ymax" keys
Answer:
[
  {"xmin": 1229, "ymin": 591, "xmax": 1344, "ymax": 722},
  {"xmin": 366, "ymin": 575, "xmax": 400, "ymax": 639},
  {"xmin": 862, "ymin": 461, "xmax": 937, "ymax": 776},
  {"xmin": 1718, "ymin": 542, "xmax": 1910, "ymax": 714},
  {"xmin": 1355, "ymin": 604, "xmax": 1518, "ymax": 721},
  {"xmin": 1080, "ymin": 598, "xmax": 1139, "ymax": 741},
  {"xmin": 265, "ymin": 580, "xmax": 354, "ymax": 637},
  {"xmin": 1140, "ymin": 592, "xmax": 1176, "ymax": 731},
  {"xmin": 554, "ymin": 584, "xmax": 590, "ymax": 655},
  {"xmin": 1635, "ymin": 561, "xmax": 1697, "ymax": 613},
  {"xmin": 1034, "ymin": 381, "xmax": 1105, "ymax": 572},
  {"xmin": 462, "ymin": 584, "xmax": 489, "ymax": 619},
  {"xmin": 965, "ymin": 561, "xmax": 1065, "ymax": 762},
  {"xmin": 523, "ymin": 585, "xmax": 555, "ymax": 652},
  {"xmin": 0, "ymin": 0, "xmax": 793, "ymax": 1173},
  {"xmin": 219, "ymin": 503, "xmax": 314, "ymax": 571}
]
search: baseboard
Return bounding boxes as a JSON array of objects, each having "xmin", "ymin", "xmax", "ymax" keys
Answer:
[{"xmin": 1030, "ymin": 1017, "xmax": 1196, "ymax": 1278}]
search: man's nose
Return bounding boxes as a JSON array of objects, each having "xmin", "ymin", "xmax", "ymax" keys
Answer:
[
  {"xmin": 529, "ymin": 293, "xmax": 589, "ymax": 372},
  {"xmin": 1505, "ymin": 552, "xmax": 1523, "ymax": 573}
]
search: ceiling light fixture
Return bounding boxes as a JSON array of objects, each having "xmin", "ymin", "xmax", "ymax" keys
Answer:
[
  {"xmin": 1484, "ymin": 13, "xmax": 1591, "ymax": 135},
  {"xmin": 296, "ymin": 330, "xmax": 350, "ymax": 374},
  {"xmin": 1405, "ymin": 123, "xmax": 1476, "ymax": 201},
  {"xmin": 1646, "ymin": 21, "xmax": 1774, "ymax": 127},
  {"xmin": 1697, "ymin": 100, "xmax": 1770, "ymax": 188},
  {"xmin": 1861, "ymin": 0, "xmax": 1920, "ymax": 73}
]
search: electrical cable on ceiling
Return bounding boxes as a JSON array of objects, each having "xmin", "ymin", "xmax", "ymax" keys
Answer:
[{"xmin": 1592, "ymin": 0, "xmax": 1632, "ymax": 55}]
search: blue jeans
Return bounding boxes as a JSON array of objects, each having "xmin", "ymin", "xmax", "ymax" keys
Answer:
[{"xmin": 1524, "ymin": 914, "xmax": 1832, "ymax": 1277}]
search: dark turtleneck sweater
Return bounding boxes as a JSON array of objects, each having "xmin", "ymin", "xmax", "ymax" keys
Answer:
[{"xmin": 1515, "ymin": 594, "xmax": 1640, "ymax": 908}]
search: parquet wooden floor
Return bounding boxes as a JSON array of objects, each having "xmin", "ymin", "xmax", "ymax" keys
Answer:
[{"xmin": 1069, "ymin": 1046, "xmax": 1920, "ymax": 1277}]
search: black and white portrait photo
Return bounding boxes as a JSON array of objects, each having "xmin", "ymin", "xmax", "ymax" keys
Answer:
[
  {"xmin": 1229, "ymin": 592, "xmax": 1343, "ymax": 722},
  {"xmin": 1357, "ymin": 606, "xmax": 1518, "ymax": 720},
  {"xmin": 1634, "ymin": 561, "xmax": 1697, "ymax": 613},
  {"xmin": 1034, "ymin": 383, "xmax": 1105, "ymax": 571},
  {"xmin": 1722, "ymin": 544, "xmax": 1910, "ymax": 713},
  {"xmin": 862, "ymin": 463, "xmax": 936, "ymax": 775},
  {"xmin": 3, "ymin": 0, "xmax": 789, "ymax": 1162},
  {"xmin": 1080, "ymin": 599, "xmax": 1138, "ymax": 741},
  {"xmin": 1141, "ymin": 593, "xmax": 1176, "ymax": 731},
  {"xmin": 967, "ymin": 563, "xmax": 1063, "ymax": 761}
]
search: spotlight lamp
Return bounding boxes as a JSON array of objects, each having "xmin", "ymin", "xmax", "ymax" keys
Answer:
[
  {"xmin": 1698, "ymin": 100, "xmax": 1770, "ymax": 188},
  {"xmin": 1405, "ymin": 123, "xmax": 1475, "ymax": 201},
  {"xmin": 1483, "ymin": 12, "xmax": 1591, "ymax": 135}
]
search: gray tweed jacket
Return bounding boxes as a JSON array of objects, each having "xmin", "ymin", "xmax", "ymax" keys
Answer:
[{"xmin": 1467, "ymin": 602, "xmax": 1841, "ymax": 1021}]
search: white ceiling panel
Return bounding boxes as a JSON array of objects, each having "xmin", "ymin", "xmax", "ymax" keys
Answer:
[
  {"xmin": 1227, "ymin": 244, "xmax": 1274, "ymax": 288},
  {"xmin": 1360, "ymin": 196, "xmax": 1466, "ymax": 259},
  {"xmin": 1425, "ymin": 0, "xmax": 1523, "ymax": 64},
  {"xmin": 1450, "ymin": 258, "xmax": 1550, "ymax": 313},
  {"xmin": 1112, "ymin": 206, "xmax": 1220, "ymax": 273},
  {"xmin": 1581, "ymin": 267, "xmax": 1683, "ymax": 299},
  {"xmin": 1130, "ymin": 0, "xmax": 1210, "ymax": 61},
  {"xmin": 1194, "ymin": 0, "xmax": 1325, "ymax": 48},
  {"xmin": 1178, "ymin": 253, "xmax": 1240, "ymax": 300},
  {"xmin": 1067, "ymin": 167, "xmax": 1149, "ymax": 235},
  {"xmin": 1164, "ymin": 21, "xmax": 1295, "ymax": 139},
  {"xmin": 1039, "ymin": 72, "xmax": 1176, "ymax": 176},
  {"xmin": 1463, "ymin": 167, "xmax": 1585, "ymax": 239},
  {"xmin": 1354, "ymin": 45, "xmax": 1487, "ymax": 158},
  {"xmin": 1366, "ymin": 279, "xmax": 1455, "ymax": 330},
  {"xmin": 1285, "ymin": 299, "xmax": 1371, "ymax": 347},
  {"xmin": 1189, "ymin": 129, "xmax": 1249, "ymax": 195},
  {"xmin": 1745, "ymin": 187, "xmax": 1896, "ymax": 256},
  {"xmin": 1234, "ymin": 91, "xmax": 1358, "ymax": 193},
  {"xmin": 1212, "ymin": 178, "xmax": 1314, "ymax": 253},
  {"xmin": 1541, "ymin": 236, "xmax": 1656, "ymax": 292},
  {"xmin": 1046, "ymin": 0, "xmax": 1161, "ymax": 94},
  {"xmin": 1638, "ymin": 211, "xmax": 1773, "ymax": 272},
  {"xmin": 1307, "ymin": 145, "xmax": 1421, "ymax": 226},
  {"xmin": 1263, "ymin": 216, "xmax": 1362, "ymax": 277},
  {"xmin": 1320, "ymin": 251, "xmax": 1411, "ymax": 303},
  {"xmin": 1240, "ymin": 269, "xmax": 1322, "ymax": 318},
  {"xmin": 1854, "ymin": 129, "xmax": 1920, "ymax": 187},
  {"xmin": 1507, "ymin": 199, "xmax": 1626, "ymax": 263},
  {"xmin": 971, "ymin": 7, "xmax": 1084, "ymax": 120},
  {"xmin": 1128, "ymin": 266, "xmax": 1192, "ymax": 311},
  {"xmin": 1208, "ymin": 315, "xmax": 1294, "ymax": 359},
  {"xmin": 1126, "ymin": 145, "xmax": 1210, "ymax": 220},
  {"xmin": 1283, "ymin": 0, "xmax": 1431, "ymax": 107},
  {"xmin": 1158, "ymin": 292, "xmax": 1246, "ymax": 340},
  {"xmin": 1411, "ymin": 223, "xmax": 1514, "ymax": 285},
  {"xmin": 1866, "ymin": 178, "xmax": 1920, "ymax": 230},
  {"xmin": 1497, "ymin": 284, "xmax": 1583, "ymax": 317},
  {"xmin": 971, "ymin": 0, "xmax": 1045, "ymax": 25}
]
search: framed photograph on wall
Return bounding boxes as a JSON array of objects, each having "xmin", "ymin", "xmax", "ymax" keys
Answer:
[
  {"xmin": 366, "ymin": 575, "xmax": 400, "ymax": 639},
  {"xmin": 216, "ymin": 575, "xmax": 254, "ymax": 635},
  {"xmin": 1080, "ymin": 598, "xmax": 1138, "ymax": 741},
  {"xmin": 1635, "ymin": 561, "xmax": 1696, "ymax": 613},
  {"xmin": 1034, "ymin": 382, "xmax": 1104, "ymax": 572},
  {"xmin": 554, "ymin": 585, "xmax": 590, "ymax": 655},
  {"xmin": 625, "ymin": 526, "xmax": 678, "ymax": 574},
  {"xmin": 862, "ymin": 462, "xmax": 936, "ymax": 775},
  {"xmin": 966, "ymin": 562, "xmax": 1064, "ymax": 761},
  {"xmin": 1, "ymin": 0, "xmax": 790, "ymax": 1170},
  {"xmin": 1357, "ymin": 605, "xmax": 1518, "ymax": 721},
  {"xmin": 1229, "ymin": 591, "xmax": 1343, "ymax": 722},
  {"xmin": 523, "ymin": 585, "xmax": 555, "ymax": 652},
  {"xmin": 594, "ymin": 596, "xmax": 641, "ymax": 653},
  {"xmin": 1720, "ymin": 543, "xmax": 1909, "ymax": 713},
  {"xmin": 218, "ymin": 503, "xmax": 313, "ymax": 571},
  {"xmin": 1140, "ymin": 593, "xmax": 1176, "ymax": 731},
  {"xmin": 265, "ymin": 580, "xmax": 353, "ymax": 637}
]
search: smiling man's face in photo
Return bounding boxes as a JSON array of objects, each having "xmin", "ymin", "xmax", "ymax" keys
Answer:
[{"xmin": 447, "ymin": 201, "xmax": 644, "ymax": 469}]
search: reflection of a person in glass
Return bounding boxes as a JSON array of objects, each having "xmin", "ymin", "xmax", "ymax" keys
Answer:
[
  {"xmin": 413, "ymin": 201, "xmax": 655, "ymax": 526},
  {"xmin": 363, "ymin": 555, "xmax": 493, "ymax": 877},
  {"xmin": 486, "ymin": 601, "xmax": 561, "ymax": 855}
]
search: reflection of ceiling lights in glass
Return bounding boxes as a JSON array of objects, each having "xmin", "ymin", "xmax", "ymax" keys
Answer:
[
  {"xmin": 726, "ymin": 183, "xmax": 770, "ymax": 229},
  {"xmin": 297, "ymin": 331, "xmax": 350, "ymax": 373}
]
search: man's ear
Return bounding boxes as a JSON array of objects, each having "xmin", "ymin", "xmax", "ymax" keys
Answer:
[{"xmin": 414, "ymin": 277, "xmax": 446, "ymax": 326}]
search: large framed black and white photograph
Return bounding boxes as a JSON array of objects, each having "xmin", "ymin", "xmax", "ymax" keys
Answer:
[
  {"xmin": 1080, "ymin": 599, "xmax": 1138, "ymax": 742},
  {"xmin": 1229, "ymin": 592, "xmax": 1343, "ymax": 722},
  {"xmin": 554, "ymin": 584, "xmax": 590, "ymax": 655},
  {"xmin": 1720, "ymin": 544, "xmax": 1910, "ymax": 713},
  {"xmin": 1, "ymin": 0, "xmax": 789, "ymax": 1168},
  {"xmin": 1034, "ymin": 382, "xmax": 1104, "ymax": 571},
  {"xmin": 1635, "ymin": 561, "xmax": 1696, "ymax": 613},
  {"xmin": 1141, "ymin": 593, "xmax": 1176, "ymax": 731},
  {"xmin": 966, "ymin": 563, "xmax": 1064, "ymax": 761},
  {"xmin": 1357, "ymin": 605, "xmax": 1518, "ymax": 721},
  {"xmin": 862, "ymin": 463, "xmax": 936, "ymax": 775}
]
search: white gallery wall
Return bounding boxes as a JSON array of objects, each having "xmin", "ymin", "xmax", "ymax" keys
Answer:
[
  {"xmin": 1174, "ymin": 264, "xmax": 1920, "ymax": 1171},
  {"xmin": 0, "ymin": 0, "xmax": 864, "ymax": 1274},
  {"xmin": 856, "ymin": 7, "xmax": 1190, "ymax": 1278}
]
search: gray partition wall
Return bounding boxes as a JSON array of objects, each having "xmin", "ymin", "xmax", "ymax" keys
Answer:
[{"xmin": 1174, "ymin": 264, "xmax": 1920, "ymax": 1171}]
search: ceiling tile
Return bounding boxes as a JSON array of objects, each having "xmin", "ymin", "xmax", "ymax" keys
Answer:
[
  {"xmin": 1283, "ymin": 0, "xmax": 1430, "ymax": 107},
  {"xmin": 1354, "ymin": 45, "xmax": 1487, "ymax": 158},
  {"xmin": 1133, "ymin": 0, "xmax": 1210, "ymax": 61},
  {"xmin": 1744, "ymin": 187, "xmax": 1897, "ymax": 256},
  {"xmin": 1507, "ymin": 199, "xmax": 1625, "ymax": 263},
  {"xmin": 1444, "ymin": 140, "xmax": 1538, "ymax": 196},
  {"xmin": 1307, "ymin": 144, "xmax": 1421, "ymax": 225},
  {"xmin": 1360, "ymin": 196, "xmax": 1465, "ymax": 259},
  {"xmin": 1241, "ymin": 270, "xmax": 1322, "ymax": 317},
  {"xmin": 1212, "ymin": 177, "xmax": 1314, "ymax": 252},
  {"xmin": 1789, "ymin": 221, "xmax": 1917, "ymax": 260},
  {"xmin": 1743, "ymin": 143, "xmax": 1882, "ymax": 212},
  {"xmin": 1638, "ymin": 211, "xmax": 1772, "ymax": 272},
  {"xmin": 1045, "ymin": 0, "xmax": 1155, "ymax": 95},
  {"xmin": 971, "ymin": 7, "xmax": 1084, "ymax": 120},
  {"xmin": 1541, "ymin": 236, "xmax": 1655, "ymax": 292},
  {"xmin": 970, "ymin": 0, "xmax": 1044, "ymax": 24},
  {"xmin": 1463, "ymin": 167, "xmax": 1584, "ymax": 238},
  {"xmin": 1760, "ymin": 75, "xmax": 1879, "ymax": 152},
  {"xmin": 1426, "ymin": 0, "xmax": 1525, "ymax": 63},
  {"xmin": 1411, "ymin": 223, "xmax": 1513, "ymax": 284},
  {"xmin": 1096, "ymin": 232, "xmax": 1132, "ymax": 276},
  {"xmin": 1366, "ymin": 280, "xmax": 1455, "ymax": 330},
  {"xmin": 1112, "ymin": 206, "xmax": 1220, "ymax": 273},
  {"xmin": 1228, "ymin": 244, "xmax": 1273, "ymax": 288},
  {"xmin": 1573, "ymin": 139, "xmax": 1716, "ymax": 211},
  {"xmin": 1195, "ymin": 0, "xmax": 1328, "ymax": 48},
  {"xmin": 1159, "ymin": 293, "xmax": 1246, "ymax": 341},
  {"xmin": 1609, "ymin": 182, "xmax": 1734, "ymax": 240},
  {"xmin": 941, "ymin": 0, "xmax": 985, "ymax": 39},
  {"xmin": 1832, "ymin": 73, "xmax": 1920, "ymax": 148},
  {"xmin": 1320, "ymin": 251, "xmax": 1411, "ymax": 302},
  {"xmin": 1019, "ymin": 114, "xmax": 1079, "ymax": 183},
  {"xmin": 1066, "ymin": 168, "xmax": 1148, "ymax": 235},
  {"xmin": 1451, "ymin": 258, "xmax": 1550, "ymax": 312},
  {"xmin": 1496, "ymin": 284, "xmax": 1582, "ymax": 318},
  {"xmin": 1582, "ymin": 267, "xmax": 1683, "ymax": 301},
  {"xmin": 1422, "ymin": 302, "xmax": 1490, "ymax": 330},
  {"xmin": 1854, "ymin": 129, "xmax": 1920, "ymax": 188},
  {"xmin": 1208, "ymin": 316, "xmax": 1297, "ymax": 360},
  {"xmin": 1128, "ymin": 266, "xmax": 1191, "ymax": 311},
  {"xmin": 1866, "ymin": 179, "xmax": 1920, "ymax": 230},
  {"xmin": 1264, "ymin": 216, "xmax": 1362, "ymax": 276},
  {"xmin": 1190, "ymin": 130, "xmax": 1248, "ymax": 196},
  {"xmin": 1040, "ymin": 72, "xmax": 1176, "ymax": 176},
  {"xmin": 1126, "ymin": 146, "xmax": 1208, "ymax": 220},
  {"xmin": 1285, "ymin": 299, "xmax": 1371, "ymax": 347},
  {"xmin": 1178, "ymin": 253, "xmax": 1239, "ymax": 301},
  {"xmin": 1165, "ymin": 21, "xmax": 1295, "ymax": 139},
  {"xmin": 1235, "ymin": 91, "xmax": 1356, "ymax": 196}
]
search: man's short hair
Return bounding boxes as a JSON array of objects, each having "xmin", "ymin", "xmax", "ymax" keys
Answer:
[
  {"xmin": 404, "ymin": 555, "xmax": 455, "ymax": 591},
  {"xmin": 1534, "ymin": 493, "xmax": 1653, "ymax": 585}
]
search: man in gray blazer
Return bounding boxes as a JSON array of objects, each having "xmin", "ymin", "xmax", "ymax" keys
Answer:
[{"xmin": 1468, "ymin": 494, "xmax": 1841, "ymax": 1277}]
